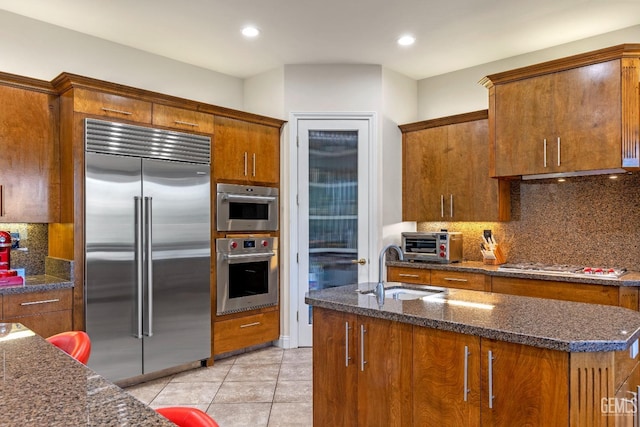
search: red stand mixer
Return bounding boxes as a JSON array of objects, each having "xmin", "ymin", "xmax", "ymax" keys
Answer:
[{"xmin": 0, "ymin": 231, "xmax": 24, "ymax": 286}]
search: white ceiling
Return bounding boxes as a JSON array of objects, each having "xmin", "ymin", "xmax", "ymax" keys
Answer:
[{"xmin": 1, "ymin": 0, "xmax": 639, "ymax": 80}]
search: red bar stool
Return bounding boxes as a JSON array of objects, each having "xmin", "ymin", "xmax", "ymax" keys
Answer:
[
  {"xmin": 45, "ymin": 331, "xmax": 92, "ymax": 365},
  {"xmin": 156, "ymin": 407, "xmax": 219, "ymax": 427}
]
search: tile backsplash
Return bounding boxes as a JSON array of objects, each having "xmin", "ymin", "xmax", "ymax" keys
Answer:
[{"xmin": 417, "ymin": 172, "xmax": 640, "ymax": 271}]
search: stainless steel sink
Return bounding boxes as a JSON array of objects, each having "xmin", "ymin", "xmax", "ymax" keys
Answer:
[{"xmin": 361, "ymin": 286, "xmax": 444, "ymax": 301}]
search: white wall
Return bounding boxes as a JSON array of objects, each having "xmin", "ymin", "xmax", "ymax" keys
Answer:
[
  {"xmin": 244, "ymin": 67, "xmax": 286, "ymax": 119},
  {"xmin": 418, "ymin": 24, "xmax": 640, "ymax": 119},
  {"xmin": 0, "ymin": 10, "xmax": 244, "ymax": 109}
]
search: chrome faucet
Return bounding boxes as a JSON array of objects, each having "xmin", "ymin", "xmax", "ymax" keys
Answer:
[{"xmin": 376, "ymin": 244, "xmax": 404, "ymax": 298}]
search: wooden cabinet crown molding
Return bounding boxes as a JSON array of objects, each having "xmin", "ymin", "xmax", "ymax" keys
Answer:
[
  {"xmin": 50, "ymin": 72, "xmax": 286, "ymax": 129},
  {"xmin": 399, "ymin": 109, "xmax": 488, "ymax": 133},
  {"xmin": 480, "ymin": 43, "xmax": 640, "ymax": 88},
  {"xmin": 0, "ymin": 71, "xmax": 56, "ymax": 95}
]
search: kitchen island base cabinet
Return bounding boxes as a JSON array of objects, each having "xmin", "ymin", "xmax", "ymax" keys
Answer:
[
  {"xmin": 312, "ymin": 307, "xmax": 413, "ymax": 427},
  {"xmin": 413, "ymin": 329, "xmax": 568, "ymax": 427}
]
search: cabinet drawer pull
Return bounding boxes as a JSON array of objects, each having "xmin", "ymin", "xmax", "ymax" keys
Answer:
[
  {"xmin": 240, "ymin": 321, "xmax": 261, "ymax": 328},
  {"xmin": 174, "ymin": 120, "xmax": 199, "ymax": 127},
  {"xmin": 398, "ymin": 273, "xmax": 419, "ymax": 278},
  {"xmin": 20, "ymin": 298, "xmax": 60, "ymax": 306},
  {"xmin": 0, "ymin": 184, "xmax": 4, "ymax": 216},
  {"xmin": 557, "ymin": 137, "xmax": 561, "ymax": 166},
  {"xmin": 101, "ymin": 107, "xmax": 133, "ymax": 116},
  {"xmin": 444, "ymin": 277, "xmax": 469, "ymax": 282},
  {"xmin": 543, "ymin": 138, "xmax": 547, "ymax": 168}
]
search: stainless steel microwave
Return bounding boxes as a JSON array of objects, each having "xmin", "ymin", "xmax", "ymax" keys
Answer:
[
  {"xmin": 216, "ymin": 183, "xmax": 279, "ymax": 232},
  {"xmin": 401, "ymin": 231, "xmax": 463, "ymax": 263}
]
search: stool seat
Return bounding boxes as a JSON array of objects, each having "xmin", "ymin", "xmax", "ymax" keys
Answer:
[
  {"xmin": 156, "ymin": 407, "xmax": 219, "ymax": 427},
  {"xmin": 46, "ymin": 331, "xmax": 91, "ymax": 365}
]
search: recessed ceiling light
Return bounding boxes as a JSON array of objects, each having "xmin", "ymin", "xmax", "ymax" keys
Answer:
[
  {"xmin": 397, "ymin": 35, "xmax": 415, "ymax": 46},
  {"xmin": 241, "ymin": 26, "xmax": 260, "ymax": 38}
]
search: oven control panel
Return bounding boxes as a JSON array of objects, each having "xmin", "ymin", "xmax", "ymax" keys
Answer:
[{"xmin": 217, "ymin": 237, "xmax": 278, "ymax": 254}]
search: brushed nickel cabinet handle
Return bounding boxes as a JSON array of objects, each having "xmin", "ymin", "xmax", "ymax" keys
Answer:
[
  {"xmin": 101, "ymin": 107, "xmax": 133, "ymax": 116},
  {"xmin": 243, "ymin": 152, "xmax": 248, "ymax": 176},
  {"xmin": 0, "ymin": 184, "xmax": 4, "ymax": 217},
  {"xmin": 20, "ymin": 298, "xmax": 60, "ymax": 306},
  {"xmin": 398, "ymin": 273, "xmax": 419, "ymax": 278},
  {"xmin": 174, "ymin": 120, "xmax": 199, "ymax": 127},
  {"xmin": 450, "ymin": 194, "xmax": 454, "ymax": 218},
  {"xmin": 463, "ymin": 345, "xmax": 470, "ymax": 402},
  {"xmin": 360, "ymin": 324, "xmax": 367, "ymax": 371},
  {"xmin": 543, "ymin": 138, "xmax": 547, "ymax": 168},
  {"xmin": 345, "ymin": 322, "xmax": 351, "ymax": 367},
  {"xmin": 444, "ymin": 277, "xmax": 469, "ymax": 282},
  {"xmin": 240, "ymin": 321, "xmax": 261, "ymax": 328},
  {"xmin": 440, "ymin": 194, "xmax": 444, "ymax": 218},
  {"xmin": 252, "ymin": 153, "xmax": 256, "ymax": 177},
  {"xmin": 488, "ymin": 350, "xmax": 495, "ymax": 409},
  {"xmin": 557, "ymin": 137, "xmax": 561, "ymax": 166}
]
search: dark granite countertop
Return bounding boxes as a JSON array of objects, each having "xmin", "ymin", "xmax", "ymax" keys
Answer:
[
  {"xmin": 306, "ymin": 282, "xmax": 640, "ymax": 352},
  {"xmin": 387, "ymin": 260, "xmax": 640, "ymax": 286},
  {"xmin": 0, "ymin": 323, "xmax": 172, "ymax": 426},
  {"xmin": 0, "ymin": 274, "xmax": 73, "ymax": 295}
]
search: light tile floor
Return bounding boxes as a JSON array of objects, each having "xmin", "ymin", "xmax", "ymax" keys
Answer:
[{"xmin": 124, "ymin": 346, "xmax": 313, "ymax": 427}]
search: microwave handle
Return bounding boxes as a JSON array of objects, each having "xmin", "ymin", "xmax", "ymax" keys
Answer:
[
  {"xmin": 223, "ymin": 252, "xmax": 276, "ymax": 260},
  {"xmin": 221, "ymin": 194, "xmax": 277, "ymax": 203}
]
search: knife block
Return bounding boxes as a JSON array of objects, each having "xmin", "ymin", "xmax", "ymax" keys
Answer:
[{"xmin": 482, "ymin": 244, "xmax": 506, "ymax": 265}]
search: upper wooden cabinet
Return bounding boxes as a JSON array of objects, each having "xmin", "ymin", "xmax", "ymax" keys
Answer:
[
  {"xmin": 214, "ymin": 116, "xmax": 280, "ymax": 185},
  {"xmin": 400, "ymin": 111, "xmax": 510, "ymax": 222},
  {"xmin": 0, "ymin": 83, "xmax": 59, "ymax": 223},
  {"xmin": 482, "ymin": 44, "xmax": 640, "ymax": 178},
  {"xmin": 152, "ymin": 104, "xmax": 214, "ymax": 134},
  {"xmin": 72, "ymin": 87, "xmax": 152, "ymax": 123}
]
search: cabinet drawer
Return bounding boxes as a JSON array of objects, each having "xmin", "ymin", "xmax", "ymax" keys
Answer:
[
  {"xmin": 153, "ymin": 104, "xmax": 214, "ymax": 134},
  {"xmin": 431, "ymin": 270, "xmax": 488, "ymax": 291},
  {"xmin": 5, "ymin": 310, "xmax": 72, "ymax": 338},
  {"xmin": 73, "ymin": 88, "xmax": 152, "ymax": 123},
  {"xmin": 214, "ymin": 310, "xmax": 279, "ymax": 355},
  {"xmin": 4, "ymin": 289, "xmax": 73, "ymax": 317},
  {"xmin": 387, "ymin": 266, "xmax": 430, "ymax": 284}
]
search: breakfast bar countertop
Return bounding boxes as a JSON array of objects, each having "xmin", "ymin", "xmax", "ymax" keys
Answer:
[
  {"xmin": 305, "ymin": 282, "xmax": 640, "ymax": 353},
  {"xmin": 0, "ymin": 323, "xmax": 172, "ymax": 427},
  {"xmin": 0, "ymin": 274, "xmax": 73, "ymax": 295}
]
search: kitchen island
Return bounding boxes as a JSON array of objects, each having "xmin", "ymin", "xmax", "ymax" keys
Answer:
[
  {"xmin": 0, "ymin": 323, "xmax": 172, "ymax": 426},
  {"xmin": 306, "ymin": 282, "xmax": 640, "ymax": 426}
]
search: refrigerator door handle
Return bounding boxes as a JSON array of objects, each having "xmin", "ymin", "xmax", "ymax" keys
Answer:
[
  {"xmin": 134, "ymin": 196, "xmax": 143, "ymax": 339},
  {"xmin": 144, "ymin": 196, "xmax": 154, "ymax": 337}
]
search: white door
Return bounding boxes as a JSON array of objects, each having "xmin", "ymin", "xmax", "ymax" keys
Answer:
[{"xmin": 297, "ymin": 118, "xmax": 371, "ymax": 346}]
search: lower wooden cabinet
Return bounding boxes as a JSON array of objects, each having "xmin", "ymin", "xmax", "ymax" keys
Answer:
[
  {"xmin": 313, "ymin": 307, "xmax": 413, "ymax": 427},
  {"xmin": 387, "ymin": 266, "xmax": 430, "ymax": 284},
  {"xmin": 430, "ymin": 270, "xmax": 490, "ymax": 291},
  {"xmin": 2, "ymin": 288, "xmax": 73, "ymax": 338},
  {"xmin": 213, "ymin": 310, "xmax": 279, "ymax": 355}
]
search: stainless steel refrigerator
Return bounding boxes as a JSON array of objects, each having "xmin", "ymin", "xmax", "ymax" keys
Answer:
[{"xmin": 84, "ymin": 118, "xmax": 211, "ymax": 382}]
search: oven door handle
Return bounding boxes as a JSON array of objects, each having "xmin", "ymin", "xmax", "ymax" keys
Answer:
[
  {"xmin": 223, "ymin": 252, "xmax": 276, "ymax": 261},
  {"xmin": 221, "ymin": 194, "xmax": 277, "ymax": 203}
]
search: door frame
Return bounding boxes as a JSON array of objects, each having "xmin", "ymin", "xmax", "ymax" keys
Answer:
[{"xmin": 287, "ymin": 111, "xmax": 379, "ymax": 349}]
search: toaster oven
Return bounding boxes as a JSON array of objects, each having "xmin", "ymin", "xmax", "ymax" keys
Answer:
[{"xmin": 401, "ymin": 232, "xmax": 463, "ymax": 263}]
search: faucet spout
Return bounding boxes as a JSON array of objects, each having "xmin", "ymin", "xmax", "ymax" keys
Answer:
[{"xmin": 378, "ymin": 244, "xmax": 404, "ymax": 285}]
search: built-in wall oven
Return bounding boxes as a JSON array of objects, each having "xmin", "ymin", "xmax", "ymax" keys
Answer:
[
  {"xmin": 216, "ymin": 183, "xmax": 278, "ymax": 232},
  {"xmin": 216, "ymin": 236, "xmax": 278, "ymax": 315}
]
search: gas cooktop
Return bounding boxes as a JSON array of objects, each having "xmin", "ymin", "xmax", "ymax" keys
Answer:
[{"xmin": 498, "ymin": 262, "xmax": 627, "ymax": 279}]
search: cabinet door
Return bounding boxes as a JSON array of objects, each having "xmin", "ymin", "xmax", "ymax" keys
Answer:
[
  {"xmin": 414, "ymin": 327, "xmax": 481, "ymax": 427},
  {"xmin": 152, "ymin": 104, "xmax": 214, "ymax": 134},
  {"xmin": 357, "ymin": 315, "xmax": 413, "ymax": 427},
  {"xmin": 494, "ymin": 74, "xmax": 554, "ymax": 177},
  {"xmin": 481, "ymin": 339, "xmax": 569, "ymax": 427},
  {"xmin": 213, "ymin": 116, "xmax": 279, "ymax": 185},
  {"xmin": 73, "ymin": 88, "xmax": 152, "ymax": 123},
  {"xmin": 0, "ymin": 85, "xmax": 59, "ymax": 222},
  {"xmin": 402, "ymin": 127, "xmax": 447, "ymax": 221},
  {"xmin": 552, "ymin": 60, "xmax": 622, "ymax": 173},
  {"xmin": 213, "ymin": 310, "xmax": 279, "ymax": 355},
  {"xmin": 446, "ymin": 121, "xmax": 479, "ymax": 220},
  {"xmin": 313, "ymin": 307, "xmax": 358, "ymax": 426}
]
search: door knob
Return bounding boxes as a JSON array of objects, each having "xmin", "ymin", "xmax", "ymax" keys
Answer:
[{"xmin": 351, "ymin": 258, "xmax": 367, "ymax": 265}]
